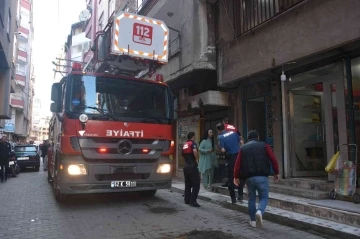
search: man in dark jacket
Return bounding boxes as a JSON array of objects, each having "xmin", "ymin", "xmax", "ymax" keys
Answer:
[
  {"xmin": 234, "ymin": 130, "xmax": 279, "ymax": 228},
  {"xmin": 0, "ymin": 136, "xmax": 12, "ymax": 182},
  {"xmin": 41, "ymin": 140, "xmax": 49, "ymax": 171}
]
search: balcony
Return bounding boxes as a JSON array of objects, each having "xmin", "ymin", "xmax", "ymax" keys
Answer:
[
  {"xmin": 137, "ymin": 0, "xmax": 158, "ymax": 15},
  {"xmin": 18, "ymin": 26, "xmax": 29, "ymax": 40},
  {"xmin": 15, "ymin": 70, "xmax": 26, "ymax": 87},
  {"xmin": 169, "ymin": 36, "xmax": 180, "ymax": 58},
  {"xmin": 17, "ymin": 46, "xmax": 27, "ymax": 63},
  {"xmin": 10, "ymin": 93, "xmax": 25, "ymax": 110}
]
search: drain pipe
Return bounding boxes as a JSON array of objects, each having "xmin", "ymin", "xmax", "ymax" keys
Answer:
[{"xmin": 281, "ymin": 80, "xmax": 290, "ymax": 179}]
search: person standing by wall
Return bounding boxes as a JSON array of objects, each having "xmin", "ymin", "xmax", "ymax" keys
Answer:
[
  {"xmin": 198, "ymin": 129, "xmax": 218, "ymax": 190},
  {"xmin": 182, "ymin": 132, "xmax": 201, "ymax": 207},
  {"xmin": 217, "ymin": 122, "xmax": 240, "ymax": 204},
  {"xmin": 234, "ymin": 130, "xmax": 279, "ymax": 228},
  {"xmin": 0, "ymin": 136, "xmax": 12, "ymax": 182}
]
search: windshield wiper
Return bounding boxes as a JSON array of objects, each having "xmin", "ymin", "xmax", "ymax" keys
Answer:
[{"xmin": 85, "ymin": 106, "xmax": 120, "ymax": 122}]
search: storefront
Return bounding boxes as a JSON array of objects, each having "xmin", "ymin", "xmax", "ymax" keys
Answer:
[{"xmin": 283, "ymin": 59, "xmax": 360, "ymax": 182}]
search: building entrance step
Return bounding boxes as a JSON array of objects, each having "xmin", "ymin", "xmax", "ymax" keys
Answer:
[{"xmin": 211, "ymin": 183, "xmax": 360, "ymax": 227}]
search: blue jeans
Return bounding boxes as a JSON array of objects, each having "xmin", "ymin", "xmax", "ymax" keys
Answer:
[{"xmin": 246, "ymin": 176, "xmax": 269, "ymax": 221}]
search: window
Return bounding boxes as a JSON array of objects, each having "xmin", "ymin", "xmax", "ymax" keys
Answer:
[
  {"xmin": 69, "ymin": 75, "xmax": 171, "ymax": 124},
  {"xmin": 108, "ymin": 0, "xmax": 115, "ymax": 16},
  {"xmin": 7, "ymin": 9, "xmax": 11, "ymax": 35},
  {"xmin": 98, "ymin": 12, "xmax": 104, "ymax": 30},
  {"xmin": 14, "ymin": 146, "xmax": 37, "ymax": 152},
  {"xmin": 233, "ymin": 0, "xmax": 305, "ymax": 37}
]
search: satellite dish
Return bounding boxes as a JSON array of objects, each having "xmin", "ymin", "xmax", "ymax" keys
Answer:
[{"xmin": 79, "ymin": 9, "xmax": 91, "ymax": 22}]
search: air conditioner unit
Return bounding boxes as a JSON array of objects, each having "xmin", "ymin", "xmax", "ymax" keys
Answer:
[{"xmin": 179, "ymin": 88, "xmax": 189, "ymax": 101}]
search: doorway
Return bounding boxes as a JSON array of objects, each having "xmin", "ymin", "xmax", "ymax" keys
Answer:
[{"xmin": 288, "ymin": 64, "xmax": 347, "ymax": 178}]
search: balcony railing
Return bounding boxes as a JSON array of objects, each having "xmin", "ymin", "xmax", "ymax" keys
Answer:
[
  {"xmin": 233, "ymin": 0, "xmax": 306, "ymax": 37},
  {"xmin": 137, "ymin": 0, "xmax": 158, "ymax": 15},
  {"xmin": 169, "ymin": 36, "xmax": 180, "ymax": 58},
  {"xmin": 18, "ymin": 46, "xmax": 27, "ymax": 52}
]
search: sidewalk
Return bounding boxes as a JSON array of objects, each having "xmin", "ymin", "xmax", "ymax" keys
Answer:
[{"xmin": 170, "ymin": 178, "xmax": 360, "ymax": 239}]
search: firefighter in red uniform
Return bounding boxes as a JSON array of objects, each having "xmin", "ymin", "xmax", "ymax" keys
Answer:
[
  {"xmin": 222, "ymin": 117, "xmax": 245, "ymax": 202},
  {"xmin": 182, "ymin": 131, "xmax": 201, "ymax": 207}
]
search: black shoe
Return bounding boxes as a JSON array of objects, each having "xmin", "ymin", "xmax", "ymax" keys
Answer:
[
  {"xmin": 190, "ymin": 202, "xmax": 201, "ymax": 207},
  {"xmin": 221, "ymin": 183, "xmax": 228, "ymax": 187},
  {"xmin": 185, "ymin": 201, "xmax": 190, "ymax": 205},
  {"xmin": 231, "ymin": 198, "xmax": 237, "ymax": 204},
  {"xmin": 237, "ymin": 197, "xmax": 244, "ymax": 203}
]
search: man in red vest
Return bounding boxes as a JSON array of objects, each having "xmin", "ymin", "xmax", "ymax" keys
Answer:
[{"xmin": 222, "ymin": 117, "xmax": 245, "ymax": 202}]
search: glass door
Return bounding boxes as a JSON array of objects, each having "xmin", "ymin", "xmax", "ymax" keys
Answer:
[{"xmin": 289, "ymin": 90, "xmax": 328, "ymax": 177}]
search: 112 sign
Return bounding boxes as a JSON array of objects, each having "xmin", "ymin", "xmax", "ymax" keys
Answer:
[{"xmin": 133, "ymin": 23, "xmax": 153, "ymax": 46}]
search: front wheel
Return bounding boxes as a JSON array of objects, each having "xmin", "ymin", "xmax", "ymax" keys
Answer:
[
  {"xmin": 353, "ymin": 192, "xmax": 360, "ymax": 204},
  {"xmin": 139, "ymin": 190, "xmax": 157, "ymax": 197},
  {"xmin": 47, "ymin": 171, "xmax": 53, "ymax": 183},
  {"xmin": 35, "ymin": 166, "xmax": 40, "ymax": 172}
]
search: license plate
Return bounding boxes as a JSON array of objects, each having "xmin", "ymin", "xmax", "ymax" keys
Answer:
[
  {"xmin": 9, "ymin": 161, "xmax": 14, "ymax": 166},
  {"xmin": 17, "ymin": 157, "xmax": 29, "ymax": 160},
  {"xmin": 111, "ymin": 181, "xmax": 136, "ymax": 188}
]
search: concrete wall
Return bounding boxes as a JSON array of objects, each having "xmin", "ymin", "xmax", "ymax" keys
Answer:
[
  {"xmin": 145, "ymin": 0, "xmax": 216, "ymax": 82},
  {"xmin": 0, "ymin": 0, "xmax": 18, "ymax": 119},
  {"xmin": 218, "ymin": 0, "xmax": 360, "ymax": 85}
]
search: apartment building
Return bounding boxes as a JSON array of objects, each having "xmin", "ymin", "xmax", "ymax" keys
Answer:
[
  {"xmin": 216, "ymin": 0, "xmax": 360, "ymax": 180},
  {"xmin": 29, "ymin": 97, "xmax": 41, "ymax": 141},
  {"xmin": 5, "ymin": 0, "xmax": 35, "ymax": 141},
  {"xmin": 0, "ymin": 0, "xmax": 19, "ymax": 136}
]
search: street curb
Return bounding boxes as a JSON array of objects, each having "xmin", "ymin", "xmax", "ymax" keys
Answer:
[{"xmin": 170, "ymin": 186, "xmax": 359, "ymax": 239}]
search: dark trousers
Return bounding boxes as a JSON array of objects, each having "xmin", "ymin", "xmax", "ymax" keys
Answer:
[
  {"xmin": 183, "ymin": 165, "xmax": 200, "ymax": 204},
  {"xmin": 227, "ymin": 154, "xmax": 238, "ymax": 200},
  {"xmin": 0, "ymin": 159, "xmax": 9, "ymax": 181}
]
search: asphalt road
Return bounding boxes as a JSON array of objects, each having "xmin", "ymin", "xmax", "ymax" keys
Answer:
[{"xmin": 0, "ymin": 166, "xmax": 326, "ymax": 239}]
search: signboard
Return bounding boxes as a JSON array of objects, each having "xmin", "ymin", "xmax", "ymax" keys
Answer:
[
  {"xmin": 4, "ymin": 112, "xmax": 15, "ymax": 133},
  {"xmin": 133, "ymin": 23, "xmax": 153, "ymax": 46},
  {"xmin": 112, "ymin": 12, "xmax": 169, "ymax": 63}
]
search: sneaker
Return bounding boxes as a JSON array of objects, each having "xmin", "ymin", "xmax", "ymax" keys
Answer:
[
  {"xmin": 237, "ymin": 196, "xmax": 244, "ymax": 203},
  {"xmin": 255, "ymin": 210, "xmax": 263, "ymax": 227},
  {"xmin": 250, "ymin": 221, "xmax": 256, "ymax": 228}
]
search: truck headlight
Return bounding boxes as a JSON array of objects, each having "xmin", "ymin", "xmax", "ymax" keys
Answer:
[
  {"xmin": 68, "ymin": 164, "xmax": 87, "ymax": 175},
  {"xmin": 156, "ymin": 164, "xmax": 171, "ymax": 174}
]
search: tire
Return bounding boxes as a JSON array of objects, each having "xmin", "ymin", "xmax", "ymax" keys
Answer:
[
  {"xmin": 35, "ymin": 166, "xmax": 40, "ymax": 172},
  {"xmin": 11, "ymin": 167, "xmax": 16, "ymax": 177},
  {"xmin": 329, "ymin": 189, "xmax": 336, "ymax": 200},
  {"xmin": 55, "ymin": 189, "xmax": 67, "ymax": 203},
  {"xmin": 139, "ymin": 190, "xmax": 157, "ymax": 197},
  {"xmin": 353, "ymin": 192, "xmax": 360, "ymax": 204}
]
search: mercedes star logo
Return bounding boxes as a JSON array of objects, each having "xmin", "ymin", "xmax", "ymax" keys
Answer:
[{"xmin": 117, "ymin": 139, "xmax": 133, "ymax": 155}]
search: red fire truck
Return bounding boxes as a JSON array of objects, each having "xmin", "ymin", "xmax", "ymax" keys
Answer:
[{"xmin": 48, "ymin": 12, "xmax": 174, "ymax": 202}]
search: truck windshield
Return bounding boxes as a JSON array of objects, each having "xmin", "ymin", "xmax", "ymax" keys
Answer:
[{"xmin": 69, "ymin": 75, "xmax": 171, "ymax": 123}]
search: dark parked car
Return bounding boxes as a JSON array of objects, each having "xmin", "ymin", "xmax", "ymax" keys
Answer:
[{"xmin": 14, "ymin": 145, "xmax": 40, "ymax": 171}]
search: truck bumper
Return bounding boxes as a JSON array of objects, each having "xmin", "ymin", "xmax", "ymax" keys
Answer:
[{"xmin": 56, "ymin": 155, "xmax": 172, "ymax": 195}]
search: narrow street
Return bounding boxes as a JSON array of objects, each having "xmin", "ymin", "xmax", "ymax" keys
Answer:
[{"xmin": 0, "ymin": 167, "xmax": 325, "ymax": 239}]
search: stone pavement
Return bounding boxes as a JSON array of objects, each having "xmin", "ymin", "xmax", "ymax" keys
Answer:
[
  {"xmin": 0, "ymin": 167, "xmax": 328, "ymax": 239},
  {"xmin": 170, "ymin": 179, "xmax": 360, "ymax": 239}
]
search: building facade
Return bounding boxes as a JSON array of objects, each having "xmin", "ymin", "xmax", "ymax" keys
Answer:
[
  {"xmin": 0, "ymin": 0, "xmax": 19, "ymax": 136},
  {"xmin": 216, "ymin": 0, "xmax": 360, "ymax": 181},
  {"xmin": 29, "ymin": 97, "xmax": 41, "ymax": 141},
  {"xmin": 4, "ymin": 0, "xmax": 35, "ymax": 141}
]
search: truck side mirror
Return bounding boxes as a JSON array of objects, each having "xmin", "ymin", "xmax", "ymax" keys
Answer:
[{"xmin": 50, "ymin": 83, "xmax": 62, "ymax": 113}]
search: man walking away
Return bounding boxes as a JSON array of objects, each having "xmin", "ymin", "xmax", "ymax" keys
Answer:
[
  {"xmin": 42, "ymin": 140, "xmax": 49, "ymax": 171},
  {"xmin": 217, "ymin": 123, "xmax": 240, "ymax": 204},
  {"xmin": 222, "ymin": 117, "xmax": 245, "ymax": 202},
  {"xmin": 234, "ymin": 130, "xmax": 279, "ymax": 228},
  {"xmin": 182, "ymin": 132, "xmax": 201, "ymax": 207},
  {"xmin": 0, "ymin": 136, "xmax": 12, "ymax": 182}
]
